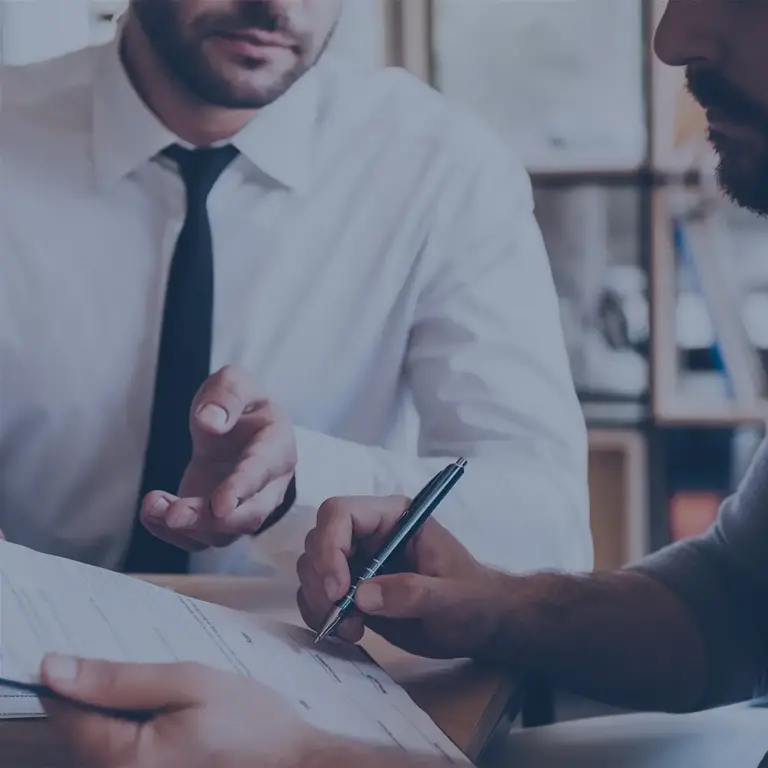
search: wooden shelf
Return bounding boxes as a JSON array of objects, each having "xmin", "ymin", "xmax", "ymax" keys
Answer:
[
  {"xmin": 531, "ymin": 168, "xmax": 701, "ymax": 187},
  {"xmin": 655, "ymin": 402, "xmax": 768, "ymax": 427},
  {"xmin": 588, "ymin": 429, "xmax": 649, "ymax": 568}
]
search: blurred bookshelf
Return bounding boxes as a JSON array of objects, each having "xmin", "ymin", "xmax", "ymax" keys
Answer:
[
  {"xmin": 431, "ymin": 0, "xmax": 647, "ymax": 174},
  {"xmin": 393, "ymin": 0, "xmax": 768, "ymax": 562},
  {"xmin": 5, "ymin": 0, "xmax": 766, "ymax": 564}
]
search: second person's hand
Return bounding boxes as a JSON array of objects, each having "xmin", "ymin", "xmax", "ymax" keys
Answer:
[
  {"xmin": 296, "ymin": 495, "xmax": 506, "ymax": 660},
  {"xmin": 39, "ymin": 654, "xmax": 319, "ymax": 768}
]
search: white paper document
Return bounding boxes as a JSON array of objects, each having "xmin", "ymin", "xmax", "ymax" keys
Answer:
[{"xmin": 0, "ymin": 541, "xmax": 468, "ymax": 762}]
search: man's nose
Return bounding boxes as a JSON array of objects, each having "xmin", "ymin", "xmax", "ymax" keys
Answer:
[{"xmin": 654, "ymin": 0, "xmax": 722, "ymax": 68}]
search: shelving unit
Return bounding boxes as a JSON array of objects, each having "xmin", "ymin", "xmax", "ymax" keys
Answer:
[
  {"xmin": 588, "ymin": 430, "xmax": 648, "ymax": 569},
  {"xmin": 389, "ymin": 0, "xmax": 768, "ymax": 561}
]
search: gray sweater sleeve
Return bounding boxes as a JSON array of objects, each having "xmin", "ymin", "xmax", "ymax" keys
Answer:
[{"xmin": 631, "ymin": 438, "xmax": 768, "ymax": 709}]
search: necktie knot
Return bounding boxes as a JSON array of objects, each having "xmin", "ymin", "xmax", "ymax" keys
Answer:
[{"xmin": 163, "ymin": 144, "xmax": 240, "ymax": 201}]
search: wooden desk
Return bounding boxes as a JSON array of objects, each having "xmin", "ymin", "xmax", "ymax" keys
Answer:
[{"xmin": 0, "ymin": 575, "xmax": 519, "ymax": 766}]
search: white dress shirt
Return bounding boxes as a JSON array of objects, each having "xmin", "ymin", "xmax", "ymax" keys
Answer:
[{"xmin": 0, "ymin": 36, "xmax": 592, "ymax": 575}]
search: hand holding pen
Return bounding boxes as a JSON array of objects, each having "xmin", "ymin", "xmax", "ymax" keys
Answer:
[
  {"xmin": 297, "ymin": 460, "xmax": 505, "ymax": 660},
  {"xmin": 313, "ymin": 459, "xmax": 467, "ymax": 643}
]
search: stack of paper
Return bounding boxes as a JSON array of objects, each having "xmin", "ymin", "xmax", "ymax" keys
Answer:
[{"xmin": 0, "ymin": 541, "xmax": 468, "ymax": 762}]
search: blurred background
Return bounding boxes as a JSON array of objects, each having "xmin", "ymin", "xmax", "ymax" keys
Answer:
[{"xmin": 2, "ymin": 0, "xmax": 766, "ymax": 576}]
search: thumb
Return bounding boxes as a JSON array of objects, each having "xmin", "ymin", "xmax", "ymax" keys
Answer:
[
  {"xmin": 41, "ymin": 655, "xmax": 204, "ymax": 712},
  {"xmin": 355, "ymin": 573, "xmax": 454, "ymax": 620}
]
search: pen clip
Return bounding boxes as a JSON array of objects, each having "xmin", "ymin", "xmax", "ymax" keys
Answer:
[{"xmin": 397, "ymin": 468, "xmax": 447, "ymax": 523}]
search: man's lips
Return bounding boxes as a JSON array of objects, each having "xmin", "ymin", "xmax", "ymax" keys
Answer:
[{"xmin": 211, "ymin": 29, "xmax": 296, "ymax": 54}]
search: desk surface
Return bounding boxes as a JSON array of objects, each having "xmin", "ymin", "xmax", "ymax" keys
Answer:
[{"xmin": 0, "ymin": 574, "xmax": 519, "ymax": 766}]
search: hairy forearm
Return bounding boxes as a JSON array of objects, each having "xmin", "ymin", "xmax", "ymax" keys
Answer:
[
  {"xmin": 479, "ymin": 570, "xmax": 709, "ymax": 713},
  {"xmin": 293, "ymin": 734, "xmax": 457, "ymax": 768}
]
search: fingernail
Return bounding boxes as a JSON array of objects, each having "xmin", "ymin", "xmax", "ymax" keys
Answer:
[
  {"xmin": 198, "ymin": 404, "xmax": 228, "ymax": 429},
  {"xmin": 356, "ymin": 583, "xmax": 383, "ymax": 612},
  {"xmin": 147, "ymin": 497, "xmax": 170, "ymax": 519},
  {"xmin": 44, "ymin": 654, "xmax": 78, "ymax": 683},
  {"xmin": 324, "ymin": 577, "xmax": 339, "ymax": 601},
  {"xmin": 168, "ymin": 507, "xmax": 197, "ymax": 529}
]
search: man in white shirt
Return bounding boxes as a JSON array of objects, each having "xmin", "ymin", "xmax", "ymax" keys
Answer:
[{"xmin": 0, "ymin": 0, "xmax": 590, "ymax": 575}]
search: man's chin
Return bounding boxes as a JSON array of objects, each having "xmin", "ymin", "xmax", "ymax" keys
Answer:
[
  {"xmin": 186, "ymin": 59, "xmax": 304, "ymax": 109},
  {"xmin": 709, "ymin": 139, "xmax": 768, "ymax": 215},
  {"xmin": 716, "ymin": 162, "xmax": 768, "ymax": 216},
  {"xmin": 180, "ymin": 72, "xmax": 293, "ymax": 110}
]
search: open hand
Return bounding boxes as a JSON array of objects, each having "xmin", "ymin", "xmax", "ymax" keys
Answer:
[
  {"xmin": 296, "ymin": 496, "xmax": 504, "ymax": 660},
  {"xmin": 40, "ymin": 654, "xmax": 317, "ymax": 768},
  {"xmin": 139, "ymin": 366, "xmax": 297, "ymax": 552}
]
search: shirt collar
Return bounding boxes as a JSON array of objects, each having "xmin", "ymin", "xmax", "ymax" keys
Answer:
[{"xmin": 91, "ymin": 30, "xmax": 320, "ymax": 192}]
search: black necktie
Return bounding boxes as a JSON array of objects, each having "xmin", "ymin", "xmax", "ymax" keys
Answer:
[{"xmin": 123, "ymin": 144, "xmax": 240, "ymax": 574}]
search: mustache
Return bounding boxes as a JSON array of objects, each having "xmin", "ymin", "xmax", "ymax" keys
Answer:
[
  {"xmin": 196, "ymin": 1, "xmax": 296, "ymax": 39},
  {"xmin": 686, "ymin": 67, "xmax": 768, "ymax": 132}
]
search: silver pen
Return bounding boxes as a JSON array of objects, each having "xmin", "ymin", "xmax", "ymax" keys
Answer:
[{"xmin": 314, "ymin": 458, "xmax": 468, "ymax": 644}]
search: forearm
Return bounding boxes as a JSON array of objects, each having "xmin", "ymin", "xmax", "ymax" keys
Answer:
[
  {"xmin": 478, "ymin": 444, "xmax": 768, "ymax": 713},
  {"xmin": 479, "ymin": 569, "xmax": 709, "ymax": 713},
  {"xmin": 293, "ymin": 427, "xmax": 592, "ymax": 573},
  {"xmin": 292, "ymin": 734, "xmax": 457, "ymax": 768}
]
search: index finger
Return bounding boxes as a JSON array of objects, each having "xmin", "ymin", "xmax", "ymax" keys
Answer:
[{"xmin": 307, "ymin": 495, "xmax": 410, "ymax": 588}]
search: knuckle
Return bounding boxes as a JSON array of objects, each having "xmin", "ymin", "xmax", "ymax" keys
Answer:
[
  {"xmin": 316, "ymin": 497, "xmax": 343, "ymax": 526},
  {"xmin": 215, "ymin": 366, "xmax": 247, "ymax": 402},
  {"xmin": 217, "ymin": 364, "xmax": 242, "ymax": 385},
  {"xmin": 229, "ymin": 467, "xmax": 255, "ymax": 493},
  {"xmin": 296, "ymin": 553, "xmax": 308, "ymax": 581}
]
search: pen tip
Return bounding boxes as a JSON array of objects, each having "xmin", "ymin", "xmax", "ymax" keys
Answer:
[{"xmin": 456, "ymin": 457, "xmax": 468, "ymax": 469}]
